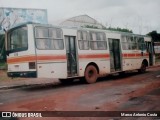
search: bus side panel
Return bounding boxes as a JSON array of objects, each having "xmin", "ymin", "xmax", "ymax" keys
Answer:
[
  {"xmin": 35, "ymin": 49, "xmax": 67, "ymax": 79},
  {"xmin": 77, "ymin": 48, "xmax": 110, "ymax": 77},
  {"xmin": 77, "ymin": 32, "xmax": 111, "ymax": 76},
  {"xmin": 37, "ymin": 62, "xmax": 67, "ymax": 78},
  {"xmin": 8, "ymin": 63, "xmax": 35, "ymax": 72},
  {"xmin": 122, "ymin": 58, "xmax": 142, "ymax": 71},
  {"xmin": 122, "ymin": 52, "xmax": 149, "ymax": 71}
]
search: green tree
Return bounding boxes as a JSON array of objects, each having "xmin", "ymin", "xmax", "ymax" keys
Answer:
[
  {"xmin": 83, "ymin": 25, "xmax": 99, "ymax": 29},
  {"xmin": 107, "ymin": 27, "xmax": 133, "ymax": 33},
  {"xmin": 0, "ymin": 34, "xmax": 6, "ymax": 62},
  {"xmin": 147, "ymin": 31, "xmax": 160, "ymax": 42},
  {"xmin": 83, "ymin": 25, "xmax": 133, "ymax": 33}
]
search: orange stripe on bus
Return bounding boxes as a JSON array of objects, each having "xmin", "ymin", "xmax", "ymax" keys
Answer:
[
  {"xmin": 135, "ymin": 53, "xmax": 141, "ymax": 57},
  {"xmin": 37, "ymin": 55, "xmax": 66, "ymax": 61},
  {"xmin": 123, "ymin": 53, "xmax": 149, "ymax": 58},
  {"xmin": 145, "ymin": 53, "xmax": 149, "ymax": 56},
  {"xmin": 7, "ymin": 53, "xmax": 149, "ymax": 64},
  {"xmin": 7, "ymin": 55, "xmax": 66, "ymax": 64},
  {"xmin": 127, "ymin": 54, "xmax": 135, "ymax": 57},
  {"xmin": 79, "ymin": 54, "xmax": 110, "ymax": 59},
  {"xmin": 7, "ymin": 56, "xmax": 36, "ymax": 63},
  {"xmin": 123, "ymin": 54, "xmax": 128, "ymax": 57}
]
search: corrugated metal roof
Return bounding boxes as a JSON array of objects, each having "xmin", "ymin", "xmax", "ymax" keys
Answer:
[{"xmin": 60, "ymin": 15, "xmax": 105, "ymax": 29}]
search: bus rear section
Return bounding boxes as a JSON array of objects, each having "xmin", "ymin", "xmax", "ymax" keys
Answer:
[
  {"xmin": 6, "ymin": 23, "xmax": 68, "ymax": 79},
  {"xmin": 6, "ymin": 24, "xmax": 37, "ymax": 77},
  {"xmin": 120, "ymin": 34, "xmax": 150, "ymax": 73}
]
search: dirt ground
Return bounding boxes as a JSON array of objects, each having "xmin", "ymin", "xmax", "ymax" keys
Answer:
[
  {"xmin": 0, "ymin": 70, "xmax": 25, "ymax": 81},
  {"xmin": 0, "ymin": 67, "xmax": 160, "ymax": 120}
]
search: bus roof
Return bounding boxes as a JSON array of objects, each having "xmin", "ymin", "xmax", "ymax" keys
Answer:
[{"xmin": 7, "ymin": 22, "xmax": 151, "ymax": 39}]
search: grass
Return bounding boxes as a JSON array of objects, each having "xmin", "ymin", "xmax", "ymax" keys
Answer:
[
  {"xmin": 0, "ymin": 62, "xmax": 7, "ymax": 70},
  {"xmin": 0, "ymin": 70, "xmax": 10, "ymax": 81},
  {"xmin": 0, "ymin": 70, "xmax": 24, "ymax": 81},
  {"xmin": 0, "ymin": 62, "xmax": 5, "ymax": 66},
  {"xmin": 0, "ymin": 62, "xmax": 21, "ymax": 82}
]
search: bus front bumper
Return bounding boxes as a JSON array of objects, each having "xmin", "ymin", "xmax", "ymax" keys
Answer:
[{"xmin": 7, "ymin": 71, "xmax": 37, "ymax": 78}]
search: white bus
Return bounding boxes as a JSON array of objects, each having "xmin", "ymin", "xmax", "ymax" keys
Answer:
[{"xmin": 5, "ymin": 23, "xmax": 155, "ymax": 83}]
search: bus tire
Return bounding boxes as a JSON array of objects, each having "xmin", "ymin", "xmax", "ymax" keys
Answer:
[
  {"xmin": 138, "ymin": 62, "xmax": 146, "ymax": 73},
  {"xmin": 59, "ymin": 78, "xmax": 73, "ymax": 84},
  {"xmin": 84, "ymin": 65, "xmax": 98, "ymax": 84}
]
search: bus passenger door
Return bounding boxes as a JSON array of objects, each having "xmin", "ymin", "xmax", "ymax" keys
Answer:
[
  {"xmin": 65, "ymin": 36, "xmax": 78, "ymax": 77},
  {"xmin": 109, "ymin": 39, "xmax": 122, "ymax": 72}
]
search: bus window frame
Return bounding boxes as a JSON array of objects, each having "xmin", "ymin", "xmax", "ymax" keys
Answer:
[
  {"xmin": 121, "ymin": 35, "xmax": 146, "ymax": 51},
  {"xmin": 7, "ymin": 25, "xmax": 28, "ymax": 54},
  {"xmin": 89, "ymin": 31, "xmax": 107, "ymax": 50},
  {"xmin": 77, "ymin": 30, "xmax": 90, "ymax": 50},
  {"xmin": 34, "ymin": 26, "xmax": 64, "ymax": 50}
]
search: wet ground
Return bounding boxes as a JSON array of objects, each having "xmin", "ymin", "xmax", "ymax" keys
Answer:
[{"xmin": 0, "ymin": 67, "xmax": 160, "ymax": 120}]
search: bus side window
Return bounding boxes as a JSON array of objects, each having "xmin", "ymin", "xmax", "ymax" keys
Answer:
[
  {"xmin": 82, "ymin": 31, "xmax": 88, "ymax": 49},
  {"xmin": 127, "ymin": 36, "xmax": 133, "ymax": 50},
  {"xmin": 132, "ymin": 36, "xmax": 138, "ymax": 50},
  {"xmin": 78, "ymin": 31, "xmax": 89, "ymax": 50},
  {"xmin": 91, "ymin": 33, "xmax": 98, "ymax": 49},
  {"xmin": 138, "ymin": 37, "xmax": 146, "ymax": 51},
  {"xmin": 35, "ymin": 27, "xmax": 48, "ymax": 38},
  {"xmin": 97, "ymin": 32, "xmax": 106, "ymax": 49},
  {"xmin": 50, "ymin": 28, "xmax": 63, "ymax": 50},
  {"xmin": 49, "ymin": 28, "xmax": 57, "ymax": 49},
  {"xmin": 122, "ymin": 35, "xmax": 140, "ymax": 50},
  {"xmin": 35, "ymin": 27, "xmax": 48, "ymax": 50},
  {"xmin": 35, "ymin": 27, "xmax": 64, "ymax": 50},
  {"xmin": 146, "ymin": 42, "xmax": 150, "ymax": 53},
  {"xmin": 122, "ymin": 35, "xmax": 129, "ymax": 50},
  {"xmin": 90, "ymin": 32, "xmax": 107, "ymax": 50}
]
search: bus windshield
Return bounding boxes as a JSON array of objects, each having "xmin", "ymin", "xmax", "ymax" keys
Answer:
[{"xmin": 7, "ymin": 26, "xmax": 28, "ymax": 53}]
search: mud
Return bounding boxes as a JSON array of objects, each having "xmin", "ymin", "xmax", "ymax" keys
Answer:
[{"xmin": 0, "ymin": 67, "xmax": 160, "ymax": 120}]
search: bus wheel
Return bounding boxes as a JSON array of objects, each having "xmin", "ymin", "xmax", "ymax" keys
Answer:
[
  {"xmin": 138, "ymin": 62, "xmax": 146, "ymax": 73},
  {"xmin": 84, "ymin": 65, "xmax": 98, "ymax": 84},
  {"xmin": 59, "ymin": 79, "xmax": 73, "ymax": 84}
]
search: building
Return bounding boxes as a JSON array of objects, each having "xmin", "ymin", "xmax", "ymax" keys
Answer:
[{"xmin": 60, "ymin": 14, "xmax": 105, "ymax": 29}]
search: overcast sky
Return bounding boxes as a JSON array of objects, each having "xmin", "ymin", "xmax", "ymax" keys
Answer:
[{"xmin": 0, "ymin": 0, "xmax": 160, "ymax": 35}]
